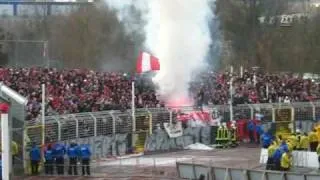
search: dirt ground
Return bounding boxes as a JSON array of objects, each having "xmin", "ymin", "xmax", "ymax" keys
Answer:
[{"xmin": 15, "ymin": 145, "xmax": 263, "ymax": 180}]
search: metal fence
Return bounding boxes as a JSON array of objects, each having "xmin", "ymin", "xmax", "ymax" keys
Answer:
[
  {"xmin": 176, "ymin": 162, "xmax": 320, "ymax": 180},
  {"xmin": 24, "ymin": 102, "xmax": 320, "ymax": 146}
]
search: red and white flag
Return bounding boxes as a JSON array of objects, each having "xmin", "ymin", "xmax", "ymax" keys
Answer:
[{"xmin": 136, "ymin": 51, "xmax": 160, "ymax": 74}]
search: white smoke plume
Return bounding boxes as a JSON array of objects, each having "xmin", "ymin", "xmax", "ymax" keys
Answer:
[{"xmin": 104, "ymin": 0, "xmax": 215, "ymax": 106}]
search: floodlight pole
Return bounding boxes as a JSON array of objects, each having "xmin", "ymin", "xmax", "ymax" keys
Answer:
[
  {"xmin": 0, "ymin": 99, "xmax": 11, "ymax": 180},
  {"xmin": 0, "ymin": 82, "xmax": 28, "ymax": 179}
]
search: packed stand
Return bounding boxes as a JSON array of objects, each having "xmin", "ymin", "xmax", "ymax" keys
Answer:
[
  {"xmin": 192, "ymin": 70, "xmax": 320, "ymax": 105},
  {"xmin": 0, "ymin": 67, "xmax": 160, "ymax": 121},
  {"xmin": 1, "ymin": 67, "xmax": 320, "ymax": 121}
]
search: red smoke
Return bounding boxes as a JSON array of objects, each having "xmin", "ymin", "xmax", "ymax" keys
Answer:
[{"xmin": 166, "ymin": 96, "xmax": 193, "ymax": 107}]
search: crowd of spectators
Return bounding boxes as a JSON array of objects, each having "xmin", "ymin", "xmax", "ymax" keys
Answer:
[
  {"xmin": 194, "ymin": 69, "xmax": 320, "ymax": 106},
  {"xmin": 0, "ymin": 67, "xmax": 319, "ymax": 121}
]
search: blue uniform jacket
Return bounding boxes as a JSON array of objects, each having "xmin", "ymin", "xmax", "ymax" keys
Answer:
[
  {"xmin": 67, "ymin": 145, "xmax": 79, "ymax": 158},
  {"xmin": 272, "ymin": 148, "xmax": 283, "ymax": 162},
  {"xmin": 45, "ymin": 149, "xmax": 54, "ymax": 161},
  {"xmin": 262, "ymin": 133, "xmax": 272, "ymax": 147},
  {"xmin": 80, "ymin": 145, "xmax": 91, "ymax": 160},
  {"xmin": 247, "ymin": 121, "xmax": 255, "ymax": 131},
  {"xmin": 53, "ymin": 144, "xmax": 66, "ymax": 158},
  {"xmin": 30, "ymin": 146, "xmax": 41, "ymax": 161},
  {"xmin": 256, "ymin": 125, "xmax": 264, "ymax": 135}
]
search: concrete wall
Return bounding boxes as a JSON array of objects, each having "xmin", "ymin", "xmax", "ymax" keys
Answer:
[{"xmin": 144, "ymin": 126, "xmax": 215, "ymax": 152}]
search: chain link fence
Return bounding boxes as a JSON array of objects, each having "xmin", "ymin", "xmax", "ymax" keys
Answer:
[{"xmin": 1, "ymin": 40, "xmax": 49, "ymax": 67}]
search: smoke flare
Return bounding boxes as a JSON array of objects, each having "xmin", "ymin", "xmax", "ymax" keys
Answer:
[{"xmin": 104, "ymin": 0, "xmax": 215, "ymax": 106}]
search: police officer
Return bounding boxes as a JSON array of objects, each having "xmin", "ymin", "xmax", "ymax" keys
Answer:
[
  {"xmin": 261, "ymin": 132, "xmax": 273, "ymax": 149},
  {"xmin": 11, "ymin": 141, "xmax": 18, "ymax": 165},
  {"xmin": 272, "ymin": 141, "xmax": 288, "ymax": 171},
  {"xmin": 266, "ymin": 141, "xmax": 277, "ymax": 170},
  {"xmin": 255, "ymin": 123, "xmax": 263, "ymax": 144},
  {"xmin": 287, "ymin": 133, "xmax": 298, "ymax": 150},
  {"xmin": 309, "ymin": 129, "xmax": 318, "ymax": 152},
  {"xmin": 44, "ymin": 144, "xmax": 54, "ymax": 175},
  {"xmin": 67, "ymin": 142, "xmax": 79, "ymax": 175},
  {"xmin": 300, "ymin": 133, "xmax": 309, "ymax": 151},
  {"xmin": 79, "ymin": 144, "xmax": 91, "ymax": 176},
  {"xmin": 53, "ymin": 143, "xmax": 66, "ymax": 175},
  {"xmin": 280, "ymin": 150, "xmax": 291, "ymax": 171},
  {"xmin": 29, "ymin": 142, "xmax": 41, "ymax": 175},
  {"xmin": 247, "ymin": 120, "xmax": 255, "ymax": 143}
]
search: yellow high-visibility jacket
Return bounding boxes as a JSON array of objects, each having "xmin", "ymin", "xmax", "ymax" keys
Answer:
[
  {"xmin": 308, "ymin": 132, "xmax": 318, "ymax": 143},
  {"xmin": 316, "ymin": 125, "xmax": 320, "ymax": 141},
  {"xmin": 12, "ymin": 141, "xmax": 18, "ymax": 156},
  {"xmin": 0, "ymin": 141, "xmax": 19, "ymax": 155},
  {"xmin": 216, "ymin": 127, "xmax": 223, "ymax": 140},
  {"xmin": 287, "ymin": 142, "xmax": 294, "ymax": 152},
  {"xmin": 268, "ymin": 144, "xmax": 277, "ymax": 157},
  {"xmin": 281, "ymin": 153, "xmax": 291, "ymax": 169},
  {"xmin": 300, "ymin": 135, "xmax": 309, "ymax": 149},
  {"xmin": 222, "ymin": 127, "xmax": 229, "ymax": 140},
  {"xmin": 317, "ymin": 144, "xmax": 320, "ymax": 156},
  {"xmin": 287, "ymin": 135, "xmax": 298, "ymax": 148}
]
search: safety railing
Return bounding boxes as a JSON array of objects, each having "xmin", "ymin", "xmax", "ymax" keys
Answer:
[
  {"xmin": 24, "ymin": 102, "xmax": 320, "ymax": 146},
  {"xmin": 176, "ymin": 162, "xmax": 320, "ymax": 180}
]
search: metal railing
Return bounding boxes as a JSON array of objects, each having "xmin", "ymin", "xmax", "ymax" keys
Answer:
[
  {"xmin": 24, "ymin": 102, "xmax": 320, "ymax": 145},
  {"xmin": 176, "ymin": 162, "xmax": 320, "ymax": 180}
]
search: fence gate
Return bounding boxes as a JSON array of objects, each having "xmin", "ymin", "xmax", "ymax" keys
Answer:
[
  {"xmin": 0, "ymin": 92, "xmax": 26, "ymax": 176},
  {"xmin": 134, "ymin": 111, "xmax": 152, "ymax": 153}
]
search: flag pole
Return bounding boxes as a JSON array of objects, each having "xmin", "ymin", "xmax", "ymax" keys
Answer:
[
  {"xmin": 41, "ymin": 84, "xmax": 46, "ymax": 146},
  {"xmin": 230, "ymin": 66, "xmax": 233, "ymax": 121},
  {"xmin": 131, "ymin": 80, "xmax": 136, "ymax": 151}
]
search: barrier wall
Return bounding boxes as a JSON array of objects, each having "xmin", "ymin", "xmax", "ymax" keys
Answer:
[
  {"xmin": 176, "ymin": 162, "xmax": 320, "ymax": 180},
  {"xmin": 259, "ymin": 148, "xmax": 319, "ymax": 168},
  {"xmin": 144, "ymin": 126, "xmax": 214, "ymax": 152}
]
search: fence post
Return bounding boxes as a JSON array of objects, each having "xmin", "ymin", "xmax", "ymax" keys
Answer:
[
  {"xmin": 272, "ymin": 108, "xmax": 275, "ymax": 123},
  {"xmin": 291, "ymin": 105, "xmax": 295, "ymax": 133},
  {"xmin": 53, "ymin": 116, "xmax": 61, "ymax": 141},
  {"xmin": 72, "ymin": 114, "xmax": 79, "ymax": 139},
  {"xmin": 89, "ymin": 113, "xmax": 97, "ymax": 137},
  {"xmin": 147, "ymin": 109, "xmax": 153, "ymax": 135},
  {"xmin": 169, "ymin": 109, "xmax": 173, "ymax": 124},
  {"xmin": 248, "ymin": 104, "xmax": 254, "ymax": 120},
  {"xmin": 109, "ymin": 111, "xmax": 116, "ymax": 135},
  {"xmin": 311, "ymin": 101, "xmax": 316, "ymax": 121}
]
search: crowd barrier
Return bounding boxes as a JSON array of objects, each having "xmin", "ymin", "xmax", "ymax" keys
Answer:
[
  {"xmin": 259, "ymin": 148, "xmax": 319, "ymax": 168},
  {"xmin": 22, "ymin": 103, "xmax": 320, "ymax": 175},
  {"xmin": 176, "ymin": 162, "xmax": 320, "ymax": 180}
]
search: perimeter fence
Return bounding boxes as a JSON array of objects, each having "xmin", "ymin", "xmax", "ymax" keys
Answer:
[{"xmin": 24, "ymin": 102, "xmax": 320, "ymax": 148}]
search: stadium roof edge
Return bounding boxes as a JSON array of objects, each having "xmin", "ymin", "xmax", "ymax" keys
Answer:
[{"xmin": 0, "ymin": 1, "xmax": 94, "ymax": 5}]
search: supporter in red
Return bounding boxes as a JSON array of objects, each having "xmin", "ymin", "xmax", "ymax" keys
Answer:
[{"xmin": 1, "ymin": 67, "xmax": 319, "ymax": 121}]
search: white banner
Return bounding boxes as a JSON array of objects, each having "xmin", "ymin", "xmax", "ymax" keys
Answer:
[{"xmin": 164, "ymin": 122, "xmax": 183, "ymax": 138}]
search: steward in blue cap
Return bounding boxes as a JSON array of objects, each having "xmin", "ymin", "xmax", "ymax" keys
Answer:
[
  {"xmin": 44, "ymin": 144, "xmax": 54, "ymax": 175},
  {"xmin": 247, "ymin": 120, "xmax": 255, "ymax": 143},
  {"xmin": 67, "ymin": 142, "xmax": 79, "ymax": 175},
  {"xmin": 272, "ymin": 143, "xmax": 288, "ymax": 171},
  {"xmin": 29, "ymin": 142, "xmax": 41, "ymax": 175},
  {"xmin": 261, "ymin": 132, "xmax": 273, "ymax": 148},
  {"xmin": 53, "ymin": 143, "xmax": 66, "ymax": 175},
  {"xmin": 79, "ymin": 144, "xmax": 91, "ymax": 176}
]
